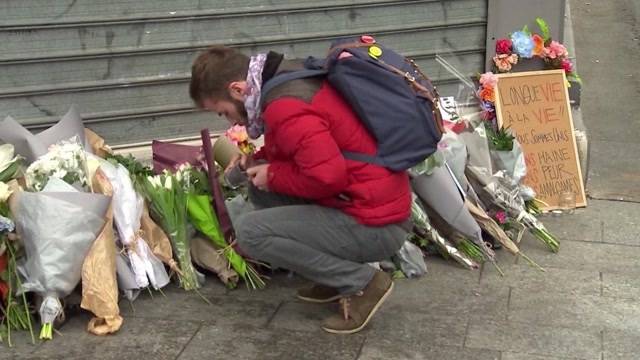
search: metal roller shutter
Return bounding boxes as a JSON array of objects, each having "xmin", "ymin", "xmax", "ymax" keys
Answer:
[{"xmin": 1, "ymin": 0, "xmax": 487, "ymax": 147}]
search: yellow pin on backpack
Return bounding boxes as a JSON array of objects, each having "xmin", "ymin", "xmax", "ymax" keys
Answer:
[{"xmin": 368, "ymin": 46, "xmax": 382, "ymax": 59}]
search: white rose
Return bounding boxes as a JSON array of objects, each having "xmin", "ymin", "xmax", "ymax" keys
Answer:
[
  {"xmin": 0, "ymin": 181, "xmax": 12, "ymax": 202},
  {"xmin": 0, "ymin": 144, "xmax": 16, "ymax": 173},
  {"xmin": 164, "ymin": 176, "xmax": 172, "ymax": 190},
  {"xmin": 52, "ymin": 169, "xmax": 68, "ymax": 179}
]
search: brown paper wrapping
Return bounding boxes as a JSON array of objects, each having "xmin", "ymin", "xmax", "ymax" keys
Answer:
[
  {"xmin": 84, "ymin": 128, "xmax": 178, "ymax": 274},
  {"xmin": 84, "ymin": 128, "xmax": 113, "ymax": 158},
  {"xmin": 190, "ymin": 236, "xmax": 239, "ymax": 287},
  {"xmin": 81, "ymin": 169, "xmax": 123, "ymax": 335},
  {"xmin": 7, "ymin": 179, "xmax": 21, "ymax": 214},
  {"xmin": 140, "ymin": 203, "xmax": 179, "ymax": 273},
  {"xmin": 465, "ymin": 199, "xmax": 519, "ymax": 255}
]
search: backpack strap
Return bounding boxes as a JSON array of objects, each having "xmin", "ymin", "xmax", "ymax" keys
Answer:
[
  {"xmin": 342, "ymin": 151, "xmax": 387, "ymax": 168},
  {"xmin": 260, "ymin": 69, "xmax": 328, "ymax": 105}
]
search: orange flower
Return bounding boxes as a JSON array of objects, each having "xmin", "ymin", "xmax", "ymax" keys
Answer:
[
  {"xmin": 532, "ymin": 34, "xmax": 545, "ymax": 56},
  {"xmin": 479, "ymin": 86, "xmax": 495, "ymax": 102}
]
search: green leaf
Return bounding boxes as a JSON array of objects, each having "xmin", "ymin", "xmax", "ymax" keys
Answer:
[
  {"xmin": 522, "ymin": 25, "xmax": 531, "ymax": 36},
  {"xmin": 485, "ymin": 123, "xmax": 515, "ymax": 151},
  {"xmin": 536, "ymin": 17, "xmax": 551, "ymax": 41},
  {"xmin": 567, "ymin": 73, "xmax": 583, "ymax": 85}
]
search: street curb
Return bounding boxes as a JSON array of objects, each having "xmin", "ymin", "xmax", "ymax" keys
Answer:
[{"xmin": 563, "ymin": 1, "xmax": 590, "ymax": 186}]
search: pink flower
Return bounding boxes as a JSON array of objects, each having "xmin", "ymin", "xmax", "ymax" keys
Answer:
[
  {"xmin": 479, "ymin": 72, "xmax": 498, "ymax": 88},
  {"xmin": 494, "ymin": 211, "xmax": 507, "ymax": 225},
  {"xmin": 225, "ymin": 125, "xmax": 249, "ymax": 145},
  {"xmin": 561, "ymin": 58, "xmax": 574, "ymax": 73},
  {"xmin": 493, "ymin": 54, "xmax": 519, "ymax": 72},
  {"xmin": 543, "ymin": 41, "xmax": 568, "ymax": 59},
  {"xmin": 495, "ymin": 38, "xmax": 512, "ymax": 55}
]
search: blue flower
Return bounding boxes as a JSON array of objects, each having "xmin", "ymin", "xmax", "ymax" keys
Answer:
[
  {"xmin": 481, "ymin": 101, "xmax": 495, "ymax": 112},
  {"xmin": 0, "ymin": 215, "xmax": 14, "ymax": 233},
  {"xmin": 510, "ymin": 31, "xmax": 534, "ymax": 58}
]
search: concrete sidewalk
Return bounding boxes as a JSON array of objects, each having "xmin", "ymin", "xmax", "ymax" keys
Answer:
[{"xmin": 2, "ymin": 198, "xmax": 639, "ymax": 359}]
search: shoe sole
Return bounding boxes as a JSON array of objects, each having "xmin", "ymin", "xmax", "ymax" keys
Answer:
[
  {"xmin": 321, "ymin": 281, "xmax": 394, "ymax": 335},
  {"xmin": 296, "ymin": 293, "xmax": 342, "ymax": 304}
]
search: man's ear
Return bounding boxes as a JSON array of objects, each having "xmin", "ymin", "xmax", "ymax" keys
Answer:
[{"xmin": 228, "ymin": 81, "xmax": 247, "ymax": 101}]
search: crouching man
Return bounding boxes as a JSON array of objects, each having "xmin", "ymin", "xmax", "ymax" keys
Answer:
[{"xmin": 189, "ymin": 46, "xmax": 411, "ymax": 334}]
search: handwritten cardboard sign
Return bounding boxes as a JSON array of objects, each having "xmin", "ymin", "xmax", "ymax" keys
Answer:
[{"xmin": 495, "ymin": 70, "xmax": 586, "ymax": 210}]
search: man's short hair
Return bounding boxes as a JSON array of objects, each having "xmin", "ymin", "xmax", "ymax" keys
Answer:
[{"xmin": 190, "ymin": 46, "xmax": 250, "ymax": 107}]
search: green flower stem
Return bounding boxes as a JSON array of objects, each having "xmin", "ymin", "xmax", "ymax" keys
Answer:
[
  {"xmin": 519, "ymin": 252, "xmax": 546, "ymax": 272},
  {"xmin": 7, "ymin": 242, "xmax": 35, "ymax": 344},
  {"xmin": 39, "ymin": 322, "xmax": 52, "ymax": 340},
  {"xmin": 530, "ymin": 228, "xmax": 559, "ymax": 253},
  {"xmin": 173, "ymin": 225, "xmax": 199, "ymax": 291}
]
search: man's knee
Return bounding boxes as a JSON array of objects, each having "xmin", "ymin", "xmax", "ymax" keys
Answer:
[{"xmin": 234, "ymin": 212, "xmax": 265, "ymax": 256}]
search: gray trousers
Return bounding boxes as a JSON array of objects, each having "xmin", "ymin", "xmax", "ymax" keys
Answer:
[{"xmin": 235, "ymin": 186, "xmax": 408, "ymax": 295}]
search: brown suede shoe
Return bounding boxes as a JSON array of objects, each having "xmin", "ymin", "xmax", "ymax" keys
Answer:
[
  {"xmin": 321, "ymin": 271, "xmax": 393, "ymax": 334},
  {"xmin": 296, "ymin": 284, "xmax": 342, "ymax": 303}
]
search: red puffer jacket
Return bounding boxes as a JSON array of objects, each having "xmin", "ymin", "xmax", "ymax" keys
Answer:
[{"xmin": 261, "ymin": 80, "xmax": 411, "ymax": 226}]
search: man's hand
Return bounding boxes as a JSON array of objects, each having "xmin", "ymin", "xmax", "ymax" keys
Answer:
[{"xmin": 246, "ymin": 164, "xmax": 270, "ymax": 191}]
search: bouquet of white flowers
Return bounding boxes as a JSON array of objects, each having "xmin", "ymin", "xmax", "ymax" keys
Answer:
[
  {"xmin": 138, "ymin": 168, "xmax": 201, "ymax": 291},
  {"xmin": 25, "ymin": 137, "xmax": 89, "ymax": 192},
  {"xmin": 15, "ymin": 180, "xmax": 110, "ymax": 340}
]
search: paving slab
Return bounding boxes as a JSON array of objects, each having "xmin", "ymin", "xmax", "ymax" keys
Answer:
[
  {"xmin": 509, "ymin": 290, "xmax": 640, "ymax": 332},
  {"xmin": 480, "ymin": 263, "xmax": 601, "ymax": 296},
  {"xmin": 119, "ymin": 283, "xmax": 280, "ymax": 327},
  {"xmin": 359, "ymin": 341, "xmax": 500, "ymax": 360},
  {"xmin": 465, "ymin": 319, "xmax": 602, "ymax": 359},
  {"xmin": 267, "ymin": 301, "xmax": 337, "ymax": 332},
  {"xmin": 31, "ymin": 314, "xmax": 199, "ymax": 360},
  {"xmin": 386, "ymin": 277, "xmax": 509, "ymax": 323},
  {"xmin": 596, "ymin": 199, "xmax": 640, "ymax": 246},
  {"xmin": 535, "ymin": 208, "xmax": 603, "ymax": 243},
  {"xmin": 603, "ymin": 328, "xmax": 640, "ymax": 360},
  {"xmin": 177, "ymin": 323, "xmax": 365, "ymax": 360},
  {"xmin": 587, "ymin": 141, "xmax": 640, "ymax": 203},
  {"xmin": 602, "ymin": 272, "xmax": 640, "ymax": 300},
  {"xmin": 0, "ymin": 330, "xmax": 40, "ymax": 360},
  {"xmin": 501, "ymin": 352, "xmax": 591, "ymax": 360},
  {"xmin": 420, "ymin": 255, "xmax": 483, "ymax": 287},
  {"xmin": 365, "ymin": 310, "xmax": 468, "ymax": 349},
  {"xmin": 516, "ymin": 238, "xmax": 640, "ymax": 274}
]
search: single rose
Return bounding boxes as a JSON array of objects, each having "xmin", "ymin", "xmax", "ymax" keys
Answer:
[
  {"xmin": 561, "ymin": 58, "xmax": 574, "ymax": 73},
  {"xmin": 479, "ymin": 72, "xmax": 498, "ymax": 88},
  {"xmin": 225, "ymin": 124, "xmax": 249, "ymax": 145},
  {"xmin": 493, "ymin": 54, "xmax": 519, "ymax": 72},
  {"xmin": 495, "ymin": 38, "xmax": 513, "ymax": 55}
]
